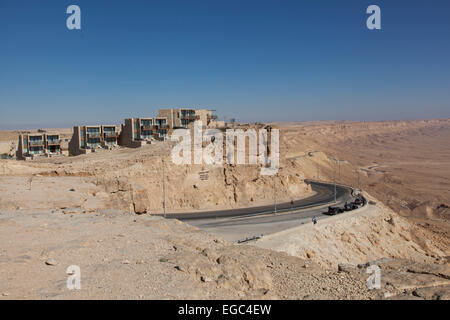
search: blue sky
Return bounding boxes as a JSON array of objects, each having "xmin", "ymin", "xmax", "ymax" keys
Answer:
[{"xmin": 0, "ymin": 0, "xmax": 449, "ymax": 129}]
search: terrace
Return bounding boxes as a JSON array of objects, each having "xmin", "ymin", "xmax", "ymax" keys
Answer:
[
  {"xmin": 86, "ymin": 127, "xmax": 101, "ymax": 138},
  {"xmin": 87, "ymin": 137, "xmax": 101, "ymax": 148},
  {"xmin": 46, "ymin": 135, "xmax": 60, "ymax": 145},
  {"xmin": 141, "ymin": 129, "xmax": 153, "ymax": 140},
  {"xmin": 29, "ymin": 136, "xmax": 44, "ymax": 146},
  {"xmin": 103, "ymin": 127, "xmax": 118, "ymax": 138},
  {"xmin": 154, "ymin": 118, "xmax": 167, "ymax": 128},
  {"xmin": 180, "ymin": 110, "xmax": 196, "ymax": 121},
  {"xmin": 141, "ymin": 119, "xmax": 153, "ymax": 129},
  {"xmin": 29, "ymin": 146, "xmax": 44, "ymax": 154}
]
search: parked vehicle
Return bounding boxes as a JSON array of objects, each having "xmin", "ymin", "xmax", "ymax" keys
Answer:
[
  {"xmin": 327, "ymin": 206, "xmax": 343, "ymax": 215},
  {"xmin": 344, "ymin": 202, "xmax": 359, "ymax": 211},
  {"xmin": 354, "ymin": 197, "xmax": 364, "ymax": 206}
]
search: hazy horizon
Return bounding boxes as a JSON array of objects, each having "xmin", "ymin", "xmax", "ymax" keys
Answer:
[
  {"xmin": 2, "ymin": 117, "xmax": 449, "ymax": 132},
  {"xmin": 1, "ymin": 0, "xmax": 450, "ymax": 130}
]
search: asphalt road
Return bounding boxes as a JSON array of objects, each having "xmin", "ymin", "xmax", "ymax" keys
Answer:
[
  {"xmin": 163, "ymin": 181, "xmax": 356, "ymax": 242},
  {"xmin": 164, "ymin": 180, "xmax": 351, "ymax": 221}
]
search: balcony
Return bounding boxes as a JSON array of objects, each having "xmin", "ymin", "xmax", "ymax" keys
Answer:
[
  {"xmin": 47, "ymin": 139, "xmax": 61, "ymax": 146},
  {"xmin": 29, "ymin": 140, "xmax": 43, "ymax": 146},
  {"xmin": 207, "ymin": 115, "xmax": 218, "ymax": 120},
  {"xmin": 104, "ymin": 131, "xmax": 118, "ymax": 138},
  {"xmin": 141, "ymin": 124, "xmax": 154, "ymax": 130},
  {"xmin": 181, "ymin": 115, "xmax": 196, "ymax": 121},
  {"xmin": 87, "ymin": 132, "xmax": 101, "ymax": 138}
]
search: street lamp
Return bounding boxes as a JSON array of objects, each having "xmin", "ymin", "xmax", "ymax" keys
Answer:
[
  {"xmin": 356, "ymin": 168, "xmax": 361, "ymax": 191},
  {"xmin": 331, "ymin": 158, "xmax": 346, "ymax": 203},
  {"xmin": 162, "ymin": 158, "xmax": 166, "ymax": 218},
  {"xmin": 333, "ymin": 159, "xmax": 337, "ymax": 203},
  {"xmin": 273, "ymin": 174, "xmax": 277, "ymax": 214}
]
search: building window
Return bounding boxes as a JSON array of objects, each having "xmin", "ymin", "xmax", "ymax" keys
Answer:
[
  {"xmin": 47, "ymin": 135, "xmax": 59, "ymax": 144},
  {"xmin": 87, "ymin": 138, "xmax": 100, "ymax": 148},
  {"xmin": 30, "ymin": 146, "xmax": 43, "ymax": 154},
  {"xmin": 142, "ymin": 119, "xmax": 152, "ymax": 127},
  {"xmin": 141, "ymin": 130, "xmax": 152, "ymax": 139}
]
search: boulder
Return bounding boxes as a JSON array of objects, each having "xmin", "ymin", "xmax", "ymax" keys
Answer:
[
  {"xmin": 338, "ymin": 263, "xmax": 358, "ymax": 274},
  {"xmin": 133, "ymin": 190, "xmax": 149, "ymax": 214}
]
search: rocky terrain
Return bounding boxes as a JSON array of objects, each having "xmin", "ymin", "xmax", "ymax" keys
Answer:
[
  {"xmin": 1, "ymin": 208, "xmax": 448, "ymax": 300},
  {"xmin": 279, "ymin": 119, "xmax": 450, "ymax": 256},
  {"xmin": 0, "ymin": 137, "xmax": 311, "ymax": 214},
  {"xmin": 0, "ymin": 119, "xmax": 449, "ymax": 299}
]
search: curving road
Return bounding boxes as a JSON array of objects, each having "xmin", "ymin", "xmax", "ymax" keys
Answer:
[
  {"xmin": 162, "ymin": 181, "xmax": 356, "ymax": 241},
  {"xmin": 163, "ymin": 180, "xmax": 352, "ymax": 221}
]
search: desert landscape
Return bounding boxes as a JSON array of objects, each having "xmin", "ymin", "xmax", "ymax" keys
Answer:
[{"xmin": 0, "ymin": 119, "xmax": 449, "ymax": 300}]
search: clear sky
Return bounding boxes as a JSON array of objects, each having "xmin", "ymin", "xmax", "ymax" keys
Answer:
[{"xmin": 0, "ymin": 0, "xmax": 449, "ymax": 129}]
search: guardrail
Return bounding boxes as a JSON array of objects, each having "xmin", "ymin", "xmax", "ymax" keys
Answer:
[
  {"xmin": 46, "ymin": 140, "xmax": 61, "ymax": 145},
  {"xmin": 87, "ymin": 132, "xmax": 101, "ymax": 138},
  {"xmin": 160, "ymin": 180, "xmax": 357, "ymax": 221},
  {"xmin": 104, "ymin": 132, "xmax": 118, "ymax": 137},
  {"xmin": 237, "ymin": 235, "xmax": 262, "ymax": 244},
  {"xmin": 181, "ymin": 115, "xmax": 196, "ymax": 120}
]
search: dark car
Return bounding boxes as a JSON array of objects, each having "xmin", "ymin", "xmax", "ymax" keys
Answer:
[
  {"xmin": 344, "ymin": 202, "xmax": 359, "ymax": 211},
  {"xmin": 327, "ymin": 206, "xmax": 343, "ymax": 215},
  {"xmin": 354, "ymin": 197, "xmax": 364, "ymax": 206}
]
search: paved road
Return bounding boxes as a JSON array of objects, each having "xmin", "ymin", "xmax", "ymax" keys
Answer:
[
  {"xmin": 163, "ymin": 180, "xmax": 351, "ymax": 220},
  {"xmin": 163, "ymin": 181, "xmax": 356, "ymax": 242}
]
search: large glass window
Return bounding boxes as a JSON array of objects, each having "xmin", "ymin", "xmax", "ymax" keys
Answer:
[
  {"xmin": 30, "ymin": 146, "xmax": 43, "ymax": 154},
  {"xmin": 47, "ymin": 135, "xmax": 59, "ymax": 144},
  {"xmin": 87, "ymin": 137, "xmax": 101, "ymax": 148},
  {"xmin": 29, "ymin": 136, "xmax": 43, "ymax": 145},
  {"xmin": 142, "ymin": 119, "xmax": 152, "ymax": 127},
  {"xmin": 141, "ymin": 130, "xmax": 153, "ymax": 139},
  {"xmin": 103, "ymin": 127, "xmax": 115, "ymax": 137},
  {"xmin": 105, "ymin": 138, "xmax": 116, "ymax": 145}
]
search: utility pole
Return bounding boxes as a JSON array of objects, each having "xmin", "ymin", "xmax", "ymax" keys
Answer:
[
  {"xmin": 357, "ymin": 169, "xmax": 361, "ymax": 190},
  {"xmin": 162, "ymin": 159, "xmax": 166, "ymax": 218},
  {"xmin": 273, "ymin": 174, "xmax": 277, "ymax": 214},
  {"xmin": 333, "ymin": 159, "xmax": 337, "ymax": 203},
  {"xmin": 338, "ymin": 161, "xmax": 341, "ymax": 183}
]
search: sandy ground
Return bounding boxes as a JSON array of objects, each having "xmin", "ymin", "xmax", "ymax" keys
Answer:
[
  {"xmin": 0, "ymin": 208, "xmax": 382, "ymax": 300},
  {"xmin": 256, "ymin": 192, "xmax": 445, "ymax": 268},
  {"xmin": 2, "ymin": 207, "xmax": 449, "ymax": 300},
  {"xmin": 278, "ymin": 119, "xmax": 450, "ymax": 256},
  {"xmin": 0, "ymin": 139, "xmax": 312, "ymax": 214},
  {"xmin": 0, "ymin": 119, "xmax": 449, "ymax": 299}
]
